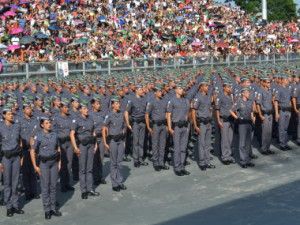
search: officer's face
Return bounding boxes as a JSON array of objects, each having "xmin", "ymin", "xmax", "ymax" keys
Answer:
[
  {"xmin": 264, "ymin": 80, "xmax": 271, "ymax": 87},
  {"xmin": 41, "ymin": 120, "xmax": 51, "ymax": 131},
  {"xmin": 80, "ymin": 106, "xmax": 89, "ymax": 116},
  {"xmin": 93, "ymin": 101, "xmax": 101, "ymax": 111},
  {"xmin": 118, "ymin": 89, "xmax": 124, "ymax": 97},
  {"xmin": 112, "ymin": 101, "xmax": 120, "ymax": 111},
  {"xmin": 201, "ymin": 84, "xmax": 209, "ymax": 93},
  {"xmin": 36, "ymin": 99, "xmax": 43, "ymax": 107},
  {"xmin": 109, "ymin": 86, "xmax": 114, "ymax": 94},
  {"xmin": 61, "ymin": 105, "xmax": 69, "ymax": 114},
  {"xmin": 84, "ymin": 87, "xmax": 90, "ymax": 94},
  {"xmin": 282, "ymin": 78, "xmax": 289, "ymax": 86},
  {"xmin": 136, "ymin": 87, "xmax": 144, "ymax": 96},
  {"xmin": 23, "ymin": 106, "xmax": 32, "ymax": 116},
  {"xmin": 123, "ymin": 86, "xmax": 128, "ymax": 94},
  {"xmin": 4, "ymin": 111, "xmax": 13, "ymax": 122},
  {"xmin": 72, "ymin": 101, "xmax": 79, "ymax": 109},
  {"xmin": 155, "ymin": 90, "xmax": 162, "ymax": 98},
  {"xmin": 242, "ymin": 90, "xmax": 250, "ymax": 99},
  {"xmin": 54, "ymin": 99, "xmax": 61, "ymax": 107},
  {"xmin": 100, "ymin": 87, "xmax": 106, "ymax": 95},
  {"xmin": 175, "ymin": 87, "xmax": 183, "ymax": 96},
  {"xmin": 43, "ymin": 85, "xmax": 49, "ymax": 92}
]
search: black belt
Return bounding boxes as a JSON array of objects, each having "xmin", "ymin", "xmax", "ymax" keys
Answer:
[
  {"xmin": 78, "ymin": 136, "xmax": 95, "ymax": 146},
  {"xmin": 38, "ymin": 152, "xmax": 60, "ymax": 163},
  {"xmin": 196, "ymin": 117, "xmax": 212, "ymax": 125},
  {"xmin": 152, "ymin": 120, "xmax": 167, "ymax": 126},
  {"xmin": 220, "ymin": 116, "xmax": 232, "ymax": 122},
  {"xmin": 109, "ymin": 134, "xmax": 125, "ymax": 142},
  {"xmin": 2, "ymin": 147, "xmax": 23, "ymax": 159},
  {"xmin": 96, "ymin": 133, "xmax": 102, "ymax": 138},
  {"xmin": 238, "ymin": 119, "xmax": 252, "ymax": 124},
  {"xmin": 59, "ymin": 136, "xmax": 71, "ymax": 143},
  {"xmin": 262, "ymin": 110, "xmax": 273, "ymax": 115},
  {"xmin": 279, "ymin": 107, "xmax": 290, "ymax": 112},
  {"xmin": 173, "ymin": 120, "xmax": 188, "ymax": 128},
  {"xmin": 133, "ymin": 117, "xmax": 145, "ymax": 124}
]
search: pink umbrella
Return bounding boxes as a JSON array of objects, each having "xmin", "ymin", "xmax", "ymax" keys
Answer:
[
  {"xmin": 74, "ymin": 20, "xmax": 84, "ymax": 25},
  {"xmin": 11, "ymin": 27, "xmax": 23, "ymax": 34},
  {"xmin": 0, "ymin": 0, "xmax": 9, "ymax": 5},
  {"xmin": 108, "ymin": 31, "xmax": 113, "ymax": 35},
  {"xmin": 208, "ymin": 23, "xmax": 216, "ymax": 27},
  {"xmin": 191, "ymin": 41, "xmax": 201, "ymax": 46},
  {"xmin": 4, "ymin": 11, "xmax": 17, "ymax": 16},
  {"xmin": 8, "ymin": 45, "xmax": 20, "ymax": 51},
  {"xmin": 290, "ymin": 39, "xmax": 299, "ymax": 43}
]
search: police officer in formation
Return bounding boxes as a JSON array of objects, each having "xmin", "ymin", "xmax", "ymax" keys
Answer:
[{"xmin": 0, "ymin": 65, "xmax": 300, "ymax": 218}]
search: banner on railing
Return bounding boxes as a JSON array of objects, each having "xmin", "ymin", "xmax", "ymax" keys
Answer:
[{"xmin": 58, "ymin": 62, "xmax": 69, "ymax": 77}]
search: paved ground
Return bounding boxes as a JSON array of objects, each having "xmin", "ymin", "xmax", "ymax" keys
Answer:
[{"xmin": 1, "ymin": 133, "xmax": 300, "ymax": 225}]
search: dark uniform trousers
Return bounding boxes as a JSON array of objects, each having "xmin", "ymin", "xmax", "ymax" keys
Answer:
[
  {"xmin": 109, "ymin": 139, "xmax": 124, "ymax": 188},
  {"xmin": 3, "ymin": 155, "xmax": 21, "ymax": 209},
  {"xmin": 173, "ymin": 126, "xmax": 188, "ymax": 172},
  {"xmin": 79, "ymin": 142, "xmax": 94, "ymax": 193},
  {"xmin": 152, "ymin": 124, "xmax": 166, "ymax": 167},
  {"xmin": 93, "ymin": 137, "xmax": 105, "ymax": 183},
  {"xmin": 238, "ymin": 123, "xmax": 252, "ymax": 165},
  {"xmin": 198, "ymin": 122, "xmax": 212, "ymax": 166},
  {"xmin": 59, "ymin": 140, "xmax": 73, "ymax": 188},
  {"xmin": 278, "ymin": 111, "xmax": 290, "ymax": 148},
  {"xmin": 40, "ymin": 159, "xmax": 58, "ymax": 212},
  {"xmin": 132, "ymin": 122, "xmax": 145, "ymax": 163},
  {"xmin": 22, "ymin": 149, "xmax": 37, "ymax": 198},
  {"xmin": 261, "ymin": 114, "xmax": 273, "ymax": 152},
  {"xmin": 220, "ymin": 118, "xmax": 234, "ymax": 161}
]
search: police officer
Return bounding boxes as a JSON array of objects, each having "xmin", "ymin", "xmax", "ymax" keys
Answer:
[
  {"xmin": 166, "ymin": 83, "xmax": 190, "ymax": 176},
  {"xmin": 274, "ymin": 74, "xmax": 292, "ymax": 150},
  {"xmin": 19, "ymin": 100, "xmax": 40, "ymax": 201},
  {"xmin": 125, "ymin": 84, "xmax": 148, "ymax": 168},
  {"xmin": 90, "ymin": 94, "xmax": 107, "ymax": 186},
  {"xmin": 70, "ymin": 100, "xmax": 99, "ymax": 199},
  {"xmin": 145, "ymin": 85, "xmax": 169, "ymax": 171},
  {"xmin": 192, "ymin": 80, "xmax": 216, "ymax": 171},
  {"xmin": 230, "ymin": 87, "xmax": 256, "ymax": 168},
  {"xmin": 215, "ymin": 81, "xmax": 236, "ymax": 165},
  {"xmin": 0, "ymin": 105, "xmax": 24, "ymax": 217},
  {"xmin": 52, "ymin": 98, "xmax": 75, "ymax": 192},
  {"xmin": 103, "ymin": 96, "xmax": 127, "ymax": 192},
  {"xmin": 30, "ymin": 115, "xmax": 62, "ymax": 219},
  {"xmin": 292, "ymin": 74, "xmax": 300, "ymax": 146},
  {"xmin": 256, "ymin": 77, "xmax": 275, "ymax": 155}
]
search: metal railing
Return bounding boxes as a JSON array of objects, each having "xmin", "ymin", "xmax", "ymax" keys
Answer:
[{"xmin": 0, "ymin": 53, "xmax": 299, "ymax": 79}]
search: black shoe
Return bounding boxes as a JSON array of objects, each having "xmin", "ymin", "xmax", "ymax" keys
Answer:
[
  {"xmin": 0, "ymin": 200, "xmax": 5, "ymax": 206},
  {"xmin": 12, "ymin": 207, "xmax": 24, "ymax": 214},
  {"xmin": 174, "ymin": 170, "xmax": 184, "ymax": 176},
  {"xmin": 199, "ymin": 165, "xmax": 206, "ymax": 171},
  {"xmin": 100, "ymin": 179, "xmax": 107, "ymax": 185},
  {"xmin": 104, "ymin": 154, "xmax": 110, "ymax": 158},
  {"xmin": 55, "ymin": 201, "xmax": 60, "ymax": 206},
  {"xmin": 73, "ymin": 176, "xmax": 79, "ymax": 181},
  {"xmin": 61, "ymin": 187, "xmax": 68, "ymax": 193},
  {"xmin": 140, "ymin": 161, "xmax": 148, "ymax": 166},
  {"xmin": 154, "ymin": 166, "xmax": 161, "ymax": 171},
  {"xmin": 87, "ymin": 191, "xmax": 100, "ymax": 196},
  {"xmin": 7, "ymin": 208, "xmax": 13, "ymax": 217},
  {"xmin": 50, "ymin": 210, "xmax": 62, "ymax": 217},
  {"xmin": 81, "ymin": 192, "xmax": 88, "ymax": 199},
  {"xmin": 266, "ymin": 150, "xmax": 275, "ymax": 155},
  {"xmin": 45, "ymin": 211, "xmax": 51, "ymax": 220},
  {"xmin": 206, "ymin": 164, "xmax": 216, "ymax": 169},
  {"xmin": 112, "ymin": 186, "xmax": 120, "ymax": 192},
  {"xmin": 134, "ymin": 162, "xmax": 140, "ymax": 168},
  {"xmin": 119, "ymin": 184, "xmax": 127, "ymax": 190},
  {"xmin": 25, "ymin": 195, "xmax": 33, "ymax": 201},
  {"xmin": 160, "ymin": 165, "xmax": 170, "ymax": 170},
  {"xmin": 296, "ymin": 142, "xmax": 300, "ymax": 146},
  {"xmin": 286, "ymin": 145, "xmax": 292, "ymax": 150},
  {"xmin": 222, "ymin": 160, "xmax": 230, "ymax": 165},
  {"xmin": 66, "ymin": 185, "xmax": 75, "ymax": 191},
  {"xmin": 181, "ymin": 170, "xmax": 190, "ymax": 175},
  {"xmin": 246, "ymin": 162, "xmax": 255, "ymax": 167},
  {"xmin": 241, "ymin": 164, "xmax": 248, "ymax": 168},
  {"xmin": 32, "ymin": 194, "xmax": 41, "ymax": 199},
  {"xmin": 210, "ymin": 157, "xmax": 214, "ymax": 161},
  {"xmin": 261, "ymin": 151, "xmax": 270, "ymax": 155},
  {"xmin": 184, "ymin": 161, "xmax": 190, "ymax": 166},
  {"xmin": 250, "ymin": 154, "xmax": 258, "ymax": 159},
  {"xmin": 123, "ymin": 156, "xmax": 131, "ymax": 162},
  {"xmin": 228, "ymin": 159, "xmax": 236, "ymax": 164},
  {"xmin": 280, "ymin": 146, "xmax": 288, "ymax": 151},
  {"xmin": 165, "ymin": 157, "xmax": 172, "ymax": 162}
]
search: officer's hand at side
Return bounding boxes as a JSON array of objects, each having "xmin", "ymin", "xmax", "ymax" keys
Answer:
[
  {"xmin": 35, "ymin": 166, "xmax": 41, "ymax": 176},
  {"xmin": 218, "ymin": 122, "xmax": 223, "ymax": 130},
  {"xmin": 0, "ymin": 163, "xmax": 3, "ymax": 173},
  {"xmin": 275, "ymin": 114, "xmax": 280, "ymax": 122},
  {"xmin": 195, "ymin": 126, "xmax": 201, "ymax": 135},
  {"xmin": 74, "ymin": 148, "xmax": 81, "ymax": 157},
  {"xmin": 296, "ymin": 109, "xmax": 299, "ymax": 116},
  {"xmin": 148, "ymin": 128, "xmax": 153, "ymax": 136},
  {"xmin": 260, "ymin": 116, "xmax": 265, "ymax": 122},
  {"xmin": 104, "ymin": 144, "xmax": 111, "ymax": 152},
  {"xmin": 58, "ymin": 161, "xmax": 61, "ymax": 172},
  {"xmin": 128, "ymin": 125, "xmax": 133, "ymax": 132},
  {"xmin": 169, "ymin": 129, "xmax": 175, "ymax": 136}
]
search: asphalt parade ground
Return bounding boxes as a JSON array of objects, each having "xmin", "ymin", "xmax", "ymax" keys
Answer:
[{"xmin": 2, "ymin": 133, "xmax": 300, "ymax": 225}]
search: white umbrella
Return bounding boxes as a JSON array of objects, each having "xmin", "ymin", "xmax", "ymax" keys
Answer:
[
  {"xmin": 232, "ymin": 32, "xmax": 241, "ymax": 36},
  {"xmin": 0, "ymin": 44, "xmax": 8, "ymax": 50}
]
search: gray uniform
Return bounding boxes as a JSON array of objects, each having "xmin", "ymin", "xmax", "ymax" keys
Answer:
[
  {"xmin": 292, "ymin": 83, "xmax": 300, "ymax": 143},
  {"xmin": 71, "ymin": 114, "xmax": 95, "ymax": 193},
  {"xmin": 275, "ymin": 85, "xmax": 292, "ymax": 148},
  {"xmin": 103, "ymin": 111, "xmax": 126, "ymax": 188},
  {"xmin": 32, "ymin": 130, "xmax": 59, "ymax": 212},
  {"xmin": 256, "ymin": 87, "xmax": 273, "ymax": 153},
  {"xmin": 19, "ymin": 114, "xmax": 37, "ymax": 199},
  {"xmin": 0, "ymin": 122, "xmax": 21, "ymax": 209},
  {"xmin": 166, "ymin": 96, "xmax": 190, "ymax": 172},
  {"xmin": 192, "ymin": 92, "xmax": 212, "ymax": 166},
  {"xmin": 145, "ymin": 97, "xmax": 167, "ymax": 167},
  {"xmin": 215, "ymin": 91, "xmax": 234, "ymax": 161},
  {"xmin": 231, "ymin": 99, "xmax": 253, "ymax": 165},
  {"xmin": 126, "ymin": 95, "xmax": 147, "ymax": 163},
  {"xmin": 52, "ymin": 113, "xmax": 73, "ymax": 189}
]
